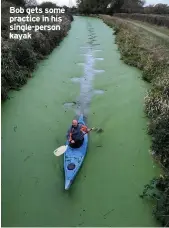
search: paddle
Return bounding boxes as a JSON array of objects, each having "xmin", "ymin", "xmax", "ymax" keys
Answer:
[
  {"xmin": 54, "ymin": 145, "xmax": 68, "ymax": 157},
  {"xmin": 53, "ymin": 127, "xmax": 103, "ymax": 157}
]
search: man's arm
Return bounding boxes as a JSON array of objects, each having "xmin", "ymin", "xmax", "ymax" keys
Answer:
[
  {"xmin": 81, "ymin": 125, "xmax": 90, "ymax": 133},
  {"xmin": 66, "ymin": 127, "xmax": 72, "ymax": 141}
]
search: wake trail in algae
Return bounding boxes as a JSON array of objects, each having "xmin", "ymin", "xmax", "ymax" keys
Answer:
[{"xmin": 65, "ymin": 21, "xmax": 105, "ymax": 120}]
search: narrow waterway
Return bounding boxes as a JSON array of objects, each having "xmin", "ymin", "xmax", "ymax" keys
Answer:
[{"xmin": 2, "ymin": 16, "xmax": 160, "ymax": 226}]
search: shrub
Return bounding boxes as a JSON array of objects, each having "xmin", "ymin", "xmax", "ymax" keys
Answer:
[{"xmin": 1, "ymin": 0, "xmax": 73, "ymax": 101}]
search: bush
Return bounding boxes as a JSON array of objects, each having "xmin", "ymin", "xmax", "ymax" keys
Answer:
[
  {"xmin": 141, "ymin": 176, "xmax": 169, "ymax": 226},
  {"xmin": 11, "ymin": 40, "xmax": 37, "ymax": 70},
  {"xmin": 1, "ymin": 0, "xmax": 73, "ymax": 101}
]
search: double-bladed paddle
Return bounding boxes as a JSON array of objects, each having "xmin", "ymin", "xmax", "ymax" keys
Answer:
[{"xmin": 53, "ymin": 127, "xmax": 103, "ymax": 157}]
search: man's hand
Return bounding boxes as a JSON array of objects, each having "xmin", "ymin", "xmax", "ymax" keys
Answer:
[
  {"xmin": 88, "ymin": 127, "xmax": 94, "ymax": 132},
  {"xmin": 71, "ymin": 140, "xmax": 75, "ymax": 143}
]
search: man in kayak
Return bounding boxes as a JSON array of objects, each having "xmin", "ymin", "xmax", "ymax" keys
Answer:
[{"xmin": 67, "ymin": 119, "xmax": 91, "ymax": 148}]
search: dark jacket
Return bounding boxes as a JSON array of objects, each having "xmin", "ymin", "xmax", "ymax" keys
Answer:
[{"xmin": 66, "ymin": 124, "xmax": 88, "ymax": 141}]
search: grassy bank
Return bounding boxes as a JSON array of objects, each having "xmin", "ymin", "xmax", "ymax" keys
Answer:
[
  {"xmin": 114, "ymin": 13, "xmax": 169, "ymax": 28},
  {"xmin": 100, "ymin": 15, "xmax": 169, "ymax": 226},
  {"xmin": 1, "ymin": 0, "xmax": 73, "ymax": 101}
]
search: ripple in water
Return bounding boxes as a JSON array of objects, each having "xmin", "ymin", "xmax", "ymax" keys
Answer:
[
  {"xmin": 76, "ymin": 48, "xmax": 95, "ymax": 115},
  {"xmin": 77, "ymin": 63, "xmax": 85, "ymax": 66},
  {"xmin": 71, "ymin": 77, "xmax": 81, "ymax": 83},
  {"xmin": 93, "ymin": 49, "xmax": 102, "ymax": 52},
  {"xmin": 94, "ymin": 69, "xmax": 105, "ymax": 74},
  {"xmin": 92, "ymin": 43, "xmax": 100, "ymax": 46},
  {"xmin": 63, "ymin": 102, "xmax": 75, "ymax": 108},
  {"xmin": 93, "ymin": 90, "xmax": 105, "ymax": 95},
  {"xmin": 74, "ymin": 26, "xmax": 105, "ymax": 116},
  {"xmin": 89, "ymin": 38, "xmax": 96, "ymax": 41},
  {"xmin": 80, "ymin": 54, "xmax": 93, "ymax": 57},
  {"xmin": 95, "ymin": 58, "xmax": 104, "ymax": 61},
  {"xmin": 80, "ymin": 46, "xmax": 90, "ymax": 49}
]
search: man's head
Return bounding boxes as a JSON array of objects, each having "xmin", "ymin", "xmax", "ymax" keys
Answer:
[{"xmin": 72, "ymin": 119, "xmax": 78, "ymax": 127}]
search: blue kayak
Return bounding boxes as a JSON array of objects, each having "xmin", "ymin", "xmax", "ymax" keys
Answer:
[{"xmin": 64, "ymin": 114, "xmax": 88, "ymax": 190}]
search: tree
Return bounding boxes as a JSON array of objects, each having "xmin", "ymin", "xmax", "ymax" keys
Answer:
[
  {"xmin": 120, "ymin": 0, "xmax": 145, "ymax": 13},
  {"xmin": 76, "ymin": 0, "xmax": 146, "ymax": 14},
  {"xmin": 38, "ymin": 1, "xmax": 58, "ymax": 9},
  {"xmin": 25, "ymin": 0, "xmax": 37, "ymax": 7},
  {"xmin": 108, "ymin": 0, "xmax": 124, "ymax": 13},
  {"xmin": 144, "ymin": 3, "xmax": 169, "ymax": 14},
  {"xmin": 5, "ymin": 0, "xmax": 25, "ymax": 6},
  {"xmin": 154, "ymin": 4, "xmax": 169, "ymax": 14}
]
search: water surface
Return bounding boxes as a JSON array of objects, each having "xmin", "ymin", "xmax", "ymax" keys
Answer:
[{"xmin": 2, "ymin": 16, "xmax": 160, "ymax": 227}]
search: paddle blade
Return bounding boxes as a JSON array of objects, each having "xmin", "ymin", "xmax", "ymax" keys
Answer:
[
  {"xmin": 92, "ymin": 127, "xmax": 104, "ymax": 133},
  {"xmin": 54, "ymin": 145, "xmax": 68, "ymax": 156}
]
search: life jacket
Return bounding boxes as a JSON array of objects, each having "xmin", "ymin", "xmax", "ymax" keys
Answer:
[{"xmin": 69, "ymin": 124, "xmax": 84, "ymax": 141}]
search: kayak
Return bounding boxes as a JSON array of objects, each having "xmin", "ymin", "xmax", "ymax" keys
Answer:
[{"xmin": 64, "ymin": 114, "xmax": 88, "ymax": 190}]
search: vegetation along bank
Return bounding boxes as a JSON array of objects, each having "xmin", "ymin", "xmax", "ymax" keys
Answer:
[
  {"xmin": 100, "ymin": 15, "xmax": 169, "ymax": 227},
  {"xmin": 113, "ymin": 13, "xmax": 169, "ymax": 28},
  {"xmin": 1, "ymin": 0, "xmax": 73, "ymax": 101}
]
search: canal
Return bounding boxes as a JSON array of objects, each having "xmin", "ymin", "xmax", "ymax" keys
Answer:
[{"xmin": 2, "ymin": 16, "xmax": 159, "ymax": 226}]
